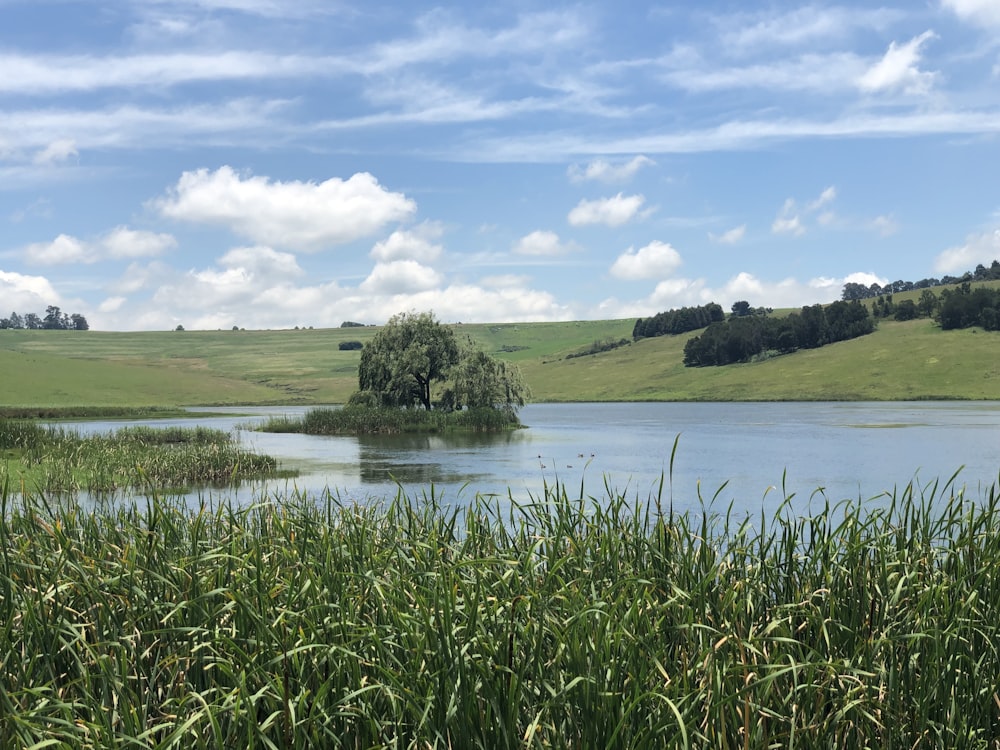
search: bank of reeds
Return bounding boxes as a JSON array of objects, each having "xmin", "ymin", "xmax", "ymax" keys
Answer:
[
  {"xmin": 0, "ymin": 420, "xmax": 280, "ymax": 492},
  {"xmin": 2, "ymin": 475, "xmax": 999, "ymax": 748},
  {"xmin": 261, "ymin": 405, "xmax": 521, "ymax": 435}
]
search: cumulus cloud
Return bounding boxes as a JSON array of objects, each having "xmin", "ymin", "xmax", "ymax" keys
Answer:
[
  {"xmin": 370, "ymin": 222, "xmax": 444, "ymax": 263},
  {"xmin": 153, "ymin": 166, "xmax": 416, "ymax": 251},
  {"xmin": 567, "ymin": 155, "xmax": 654, "ymax": 183},
  {"xmin": 360, "ymin": 260, "xmax": 443, "ymax": 294},
  {"xmin": 102, "ymin": 227, "xmax": 178, "ymax": 259},
  {"xmin": 858, "ymin": 31, "xmax": 937, "ymax": 95},
  {"xmin": 942, "ymin": 0, "xmax": 1000, "ymax": 28},
  {"xmin": 609, "ymin": 240, "xmax": 683, "ymax": 280},
  {"xmin": 568, "ymin": 193, "xmax": 646, "ymax": 227},
  {"xmin": 23, "ymin": 227, "xmax": 176, "ymax": 265},
  {"xmin": 709, "ymin": 224, "xmax": 746, "ymax": 244},
  {"xmin": 217, "ymin": 245, "xmax": 303, "ymax": 280},
  {"xmin": 934, "ymin": 229, "xmax": 1000, "ymax": 273},
  {"xmin": 0, "ymin": 268, "xmax": 61, "ymax": 310},
  {"xmin": 512, "ymin": 230, "xmax": 575, "ymax": 256}
]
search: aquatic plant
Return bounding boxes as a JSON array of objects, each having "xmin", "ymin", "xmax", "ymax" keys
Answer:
[
  {"xmin": 261, "ymin": 405, "xmax": 522, "ymax": 435},
  {"xmin": 1, "ymin": 475, "xmax": 998, "ymax": 748},
  {"xmin": 3, "ymin": 422, "xmax": 280, "ymax": 492}
]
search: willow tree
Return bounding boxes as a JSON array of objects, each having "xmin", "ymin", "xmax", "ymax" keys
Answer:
[
  {"xmin": 444, "ymin": 338, "xmax": 530, "ymax": 418},
  {"xmin": 357, "ymin": 311, "xmax": 459, "ymax": 410}
]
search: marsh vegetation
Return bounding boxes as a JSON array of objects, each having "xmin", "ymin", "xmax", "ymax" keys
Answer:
[
  {"xmin": 2, "ymin": 478, "xmax": 999, "ymax": 748},
  {"xmin": 0, "ymin": 420, "xmax": 282, "ymax": 493}
]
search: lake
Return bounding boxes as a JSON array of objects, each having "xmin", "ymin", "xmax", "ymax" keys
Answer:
[{"xmin": 63, "ymin": 401, "xmax": 1000, "ymax": 517}]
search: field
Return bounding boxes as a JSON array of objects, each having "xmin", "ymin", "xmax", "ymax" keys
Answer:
[{"xmin": 2, "ymin": 311, "xmax": 1000, "ymax": 407}]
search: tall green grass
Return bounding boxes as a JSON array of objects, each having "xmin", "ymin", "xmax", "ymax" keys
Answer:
[
  {"xmin": 0, "ymin": 421, "xmax": 281, "ymax": 492},
  {"xmin": 2, "ymin": 476, "xmax": 999, "ymax": 748},
  {"xmin": 261, "ymin": 405, "xmax": 522, "ymax": 435}
]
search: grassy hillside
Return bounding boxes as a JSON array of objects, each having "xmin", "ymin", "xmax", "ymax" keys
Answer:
[{"xmin": 1, "ymin": 314, "xmax": 999, "ymax": 407}]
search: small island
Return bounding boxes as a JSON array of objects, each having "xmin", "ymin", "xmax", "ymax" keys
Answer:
[{"xmin": 261, "ymin": 310, "xmax": 529, "ymax": 435}]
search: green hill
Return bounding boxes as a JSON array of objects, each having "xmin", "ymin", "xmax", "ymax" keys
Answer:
[{"xmin": 1, "ymin": 312, "xmax": 998, "ymax": 408}]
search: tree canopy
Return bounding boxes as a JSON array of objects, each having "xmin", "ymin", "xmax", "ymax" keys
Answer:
[
  {"xmin": 356, "ymin": 311, "xmax": 529, "ymax": 415},
  {"xmin": 358, "ymin": 311, "xmax": 459, "ymax": 411}
]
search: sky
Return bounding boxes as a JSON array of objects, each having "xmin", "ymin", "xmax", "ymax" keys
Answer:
[{"xmin": 2, "ymin": 0, "xmax": 1000, "ymax": 331}]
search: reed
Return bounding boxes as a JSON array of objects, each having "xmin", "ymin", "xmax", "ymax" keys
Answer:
[
  {"xmin": 261, "ymin": 405, "xmax": 522, "ymax": 435},
  {"xmin": 2, "ymin": 475, "xmax": 999, "ymax": 748},
  {"xmin": 1, "ymin": 421, "xmax": 281, "ymax": 492}
]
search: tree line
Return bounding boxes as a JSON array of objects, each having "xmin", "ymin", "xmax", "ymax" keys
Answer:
[
  {"xmin": 1, "ymin": 306, "xmax": 89, "ymax": 331},
  {"xmin": 632, "ymin": 302, "xmax": 725, "ymax": 339},
  {"xmin": 842, "ymin": 259, "xmax": 1000, "ymax": 301},
  {"xmin": 683, "ymin": 301, "xmax": 874, "ymax": 367},
  {"xmin": 937, "ymin": 283, "xmax": 1000, "ymax": 330}
]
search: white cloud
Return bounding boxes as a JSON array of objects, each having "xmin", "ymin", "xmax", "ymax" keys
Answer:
[
  {"xmin": 567, "ymin": 155, "xmax": 654, "ymax": 183},
  {"xmin": 858, "ymin": 31, "xmax": 938, "ymax": 95},
  {"xmin": 217, "ymin": 246, "xmax": 303, "ymax": 280},
  {"xmin": 0, "ymin": 51, "xmax": 335, "ymax": 95},
  {"xmin": 102, "ymin": 227, "xmax": 177, "ymax": 259},
  {"xmin": 360, "ymin": 260, "xmax": 443, "ymax": 294},
  {"xmin": 870, "ymin": 215, "xmax": 900, "ymax": 236},
  {"xmin": 479, "ymin": 273, "xmax": 532, "ymax": 289},
  {"xmin": 153, "ymin": 166, "xmax": 416, "ymax": 251},
  {"xmin": 371, "ymin": 223, "xmax": 444, "ymax": 263},
  {"xmin": 709, "ymin": 225, "xmax": 746, "ymax": 244},
  {"xmin": 512, "ymin": 230, "xmax": 574, "ymax": 256},
  {"xmin": 808, "ymin": 186, "xmax": 837, "ymax": 211},
  {"xmin": 568, "ymin": 193, "xmax": 646, "ymax": 227},
  {"xmin": 934, "ymin": 229, "xmax": 1000, "ymax": 273},
  {"xmin": 772, "ymin": 188, "xmax": 839, "ymax": 236},
  {"xmin": 660, "ymin": 53, "xmax": 869, "ymax": 94},
  {"xmin": 98, "ymin": 296, "xmax": 127, "ymax": 313},
  {"xmin": 842, "ymin": 271, "xmax": 890, "ymax": 288},
  {"xmin": 942, "ymin": 0, "xmax": 1000, "ymax": 28},
  {"xmin": 33, "ymin": 139, "xmax": 78, "ymax": 165},
  {"xmin": 719, "ymin": 7, "xmax": 902, "ymax": 50},
  {"xmin": 772, "ymin": 199, "xmax": 805, "ymax": 236},
  {"xmin": 23, "ymin": 234, "xmax": 89, "ymax": 265},
  {"xmin": 23, "ymin": 227, "xmax": 176, "ymax": 265},
  {"xmin": 610, "ymin": 240, "xmax": 683, "ymax": 280},
  {"xmin": 596, "ymin": 271, "xmax": 864, "ymax": 320},
  {"xmin": 112, "ymin": 262, "xmax": 172, "ymax": 295},
  {"xmin": 0, "ymin": 269, "xmax": 61, "ymax": 311}
]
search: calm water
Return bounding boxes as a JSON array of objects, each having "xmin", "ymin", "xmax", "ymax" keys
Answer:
[{"xmin": 63, "ymin": 402, "xmax": 1000, "ymax": 516}]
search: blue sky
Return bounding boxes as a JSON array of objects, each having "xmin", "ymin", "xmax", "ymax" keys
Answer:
[{"xmin": 2, "ymin": 0, "xmax": 999, "ymax": 330}]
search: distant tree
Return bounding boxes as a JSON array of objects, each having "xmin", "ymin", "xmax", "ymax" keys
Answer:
[
  {"xmin": 731, "ymin": 300, "xmax": 752, "ymax": 317},
  {"xmin": 358, "ymin": 311, "xmax": 460, "ymax": 411},
  {"xmin": 70, "ymin": 313, "xmax": 90, "ymax": 331},
  {"xmin": 7, "ymin": 312, "xmax": 23, "ymax": 329},
  {"xmin": 339, "ymin": 340, "xmax": 363, "ymax": 351},
  {"xmin": 341, "ymin": 321, "xmax": 367, "ymax": 328},
  {"xmin": 893, "ymin": 299, "xmax": 918, "ymax": 321},
  {"xmin": 917, "ymin": 290, "xmax": 938, "ymax": 318},
  {"xmin": 23, "ymin": 313, "xmax": 42, "ymax": 330},
  {"xmin": 175, "ymin": 324, "xmax": 185, "ymax": 331},
  {"xmin": 43, "ymin": 306, "xmax": 67, "ymax": 330},
  {"xmin": 841, "ymin": 282, "xmax": 869, "ymax": 301}
]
